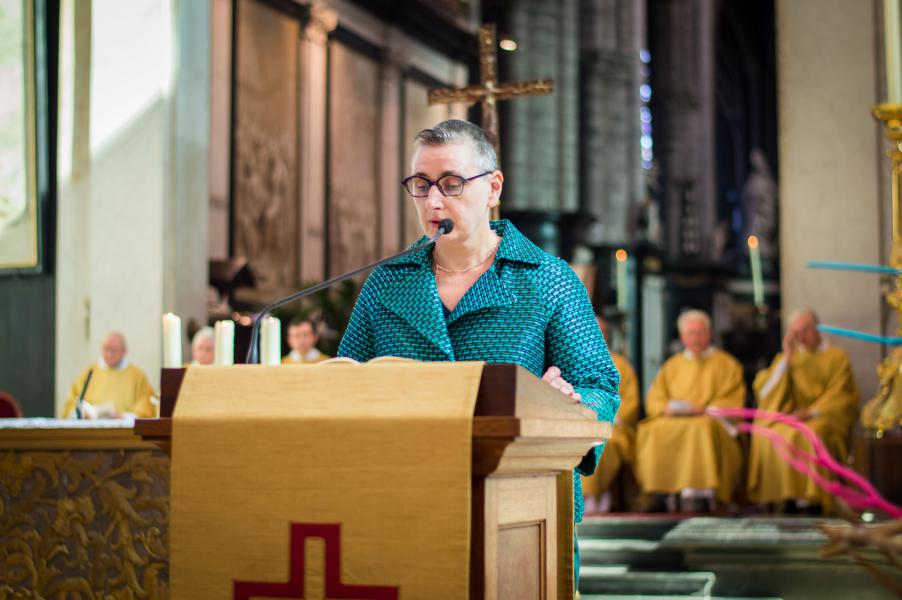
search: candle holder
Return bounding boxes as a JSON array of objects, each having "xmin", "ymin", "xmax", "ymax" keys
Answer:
[{"xmin": 860, "ymin": 103, "xmax": 902, "ymax": 433}]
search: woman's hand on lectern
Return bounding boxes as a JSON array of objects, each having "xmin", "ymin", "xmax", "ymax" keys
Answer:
[{"xmin": 542, "ymin": 366, "xmax": 582, "ymax": 403}]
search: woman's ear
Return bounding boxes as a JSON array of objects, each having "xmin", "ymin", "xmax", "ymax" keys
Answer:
[{"xmin": 488, "ymin": 170, "xmax": 504, "ymax": 208}]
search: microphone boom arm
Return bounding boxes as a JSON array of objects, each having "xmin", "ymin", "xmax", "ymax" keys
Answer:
[{"xmin": 245, "ymin": 222, "xmax": 452, "ymax": 364}]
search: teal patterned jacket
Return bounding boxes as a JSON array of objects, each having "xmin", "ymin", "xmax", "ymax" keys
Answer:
[{"xmin": 338, "ymin": 220, "xmax": 621, "ymax": 522}]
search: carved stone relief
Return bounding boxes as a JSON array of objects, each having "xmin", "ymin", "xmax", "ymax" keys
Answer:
[
  {"xmin": 328, "ymin": 42, "xmax": 380, "ymax": 277},
  {"xmin": 233, "ymin": 0, "xmax": 299, "ymax": 298}
]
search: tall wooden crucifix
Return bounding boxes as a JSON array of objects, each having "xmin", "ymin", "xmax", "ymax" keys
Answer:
[{"xmin": 428, "ymin": 24, "xmax": 554, "ymax": 218}]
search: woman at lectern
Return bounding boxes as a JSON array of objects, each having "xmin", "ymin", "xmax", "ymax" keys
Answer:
[{"xmin": 338, "ymin": 119, "xmax": 622, "ymax": 583}]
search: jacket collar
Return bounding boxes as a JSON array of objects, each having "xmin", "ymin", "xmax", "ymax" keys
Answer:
[
  {"xmin": 379, "ymin": 220, "xmax": 545, "ymax": 354},
  {"xmin": 385, "ymin": 220, "xmax": 545, "ymax": 269},
  {"xmin": 447, "ymin": 266, "xmax": 516, "ymax": 324},
  {"xmin": 379, "ymin": 265, "xmax": 455, "ymax": 360}
]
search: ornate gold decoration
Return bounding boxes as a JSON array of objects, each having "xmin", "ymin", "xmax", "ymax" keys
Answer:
[
  {"xmin": 864, "ymin": 104, "xmax": 902, "ymax": 434},
  {"xmin": 0, "ymin": 449, "xmax": 170, "ymax": 597}
]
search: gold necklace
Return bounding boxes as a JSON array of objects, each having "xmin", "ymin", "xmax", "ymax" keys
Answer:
[{"xmin": 434, "ymin": 235, "xmax": 501, "ymax": 274}]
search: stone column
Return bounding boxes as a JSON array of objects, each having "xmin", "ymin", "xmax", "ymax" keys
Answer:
[
  {"xmin": 777, "ymin": 0, "xmax": 883, "ymax": 400},
  {"xmin": 208, "ymin": 0, "xmax": 231, "ymax": 260},
  {"xmin": 650, "ymin": 0, "xmax": 716, "ymax": 259},
  {"xmin": 579, "ymin": 0, "xmax": 644, "ymax": 245},
  {"xmin": 54, "ymin": 0, "xmax": 93, "ymax": 414},
  {"xmin": 503, "ymin": 0, "xmax": 579, "ymax": 213},
  {"xmin": 165, "ymin": 0, "xmax": 211, "ymax": 351},
  {"xmin": 298, "ymin": 4, "xmax": 336, "ymax": 283},
  {"xmin": 379, "ymin": 41, "xmax": 406, "ymax": 256},
  {"xmin": 54, "ymin": 0, "xmax": 211, "ymax": 412}
]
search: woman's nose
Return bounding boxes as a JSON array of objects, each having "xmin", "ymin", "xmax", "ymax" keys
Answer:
[{"xmin": 425, "ymin": 185, "xmax": 444, "ymax": 209}]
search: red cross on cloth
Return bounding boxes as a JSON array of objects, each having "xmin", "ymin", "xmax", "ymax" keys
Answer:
[{"xmin": 233, "ymin": 523, "xmax": 399, "ymax": 600}]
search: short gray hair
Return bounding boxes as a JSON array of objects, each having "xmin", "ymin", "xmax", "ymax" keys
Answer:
[
  {"xmin": 191, "ymin": 326, "xmax": 215, "ymax": 350},
  {"xmin": 413, "ymin": 119, "xmax": 498, "ymax": 172},
  {"xmin": 677, "ymin": 309, "xmax": 711, "ymax": 333}
]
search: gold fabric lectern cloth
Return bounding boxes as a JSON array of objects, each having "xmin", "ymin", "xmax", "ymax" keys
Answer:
[{"xmin": 170, "ymin": 362, "xmax": 483, "ymax": 599}]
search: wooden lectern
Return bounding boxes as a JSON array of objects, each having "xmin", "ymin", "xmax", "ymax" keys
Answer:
[{"xmin": 136, "ymin": 362, "xmax": 610, "ymax": 599}]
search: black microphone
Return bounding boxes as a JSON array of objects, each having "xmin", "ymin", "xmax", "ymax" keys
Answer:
[{"xmin": 245, "ymin": 219, "xmax": 454, "ymax": 363}]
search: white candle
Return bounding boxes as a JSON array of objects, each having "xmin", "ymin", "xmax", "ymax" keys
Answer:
[
  {"xmin": 748, "ymin": 236, "xmax": 765, "ymax": 307},
  {"xmin": 214, "ymin": 320, "xmax": 235, "ymax": 366},
  {"xmin": 615, "ymin": 249, "xmax": 629, "ymax": 311},
  {"xmin": 259, "ymin": 316, "xmax": 281, "ymax": 366},
  {"xmin": 886, "ymin": 0, "xmax": 902, "ymax": 103},
  {"xmin": 162, "ymin": 313, "xmax": 182, "ymax": 368}
]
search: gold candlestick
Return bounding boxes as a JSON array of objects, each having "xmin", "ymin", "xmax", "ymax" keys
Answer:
[
  {"xmin": 861, "ymin": 103, "xmax": 902, "ymax": 433},
  {"xmin": 873, "ymin": 104, "xmax": 902, "ymax": 266}
]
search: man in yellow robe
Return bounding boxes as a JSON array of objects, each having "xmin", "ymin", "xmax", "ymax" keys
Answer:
[
  {"xmin": 635, "ymin": 310, "xmax": 745, "ymax": 512},
  {"xmin": 63, "ymin": 331, "xmax": 155, "ymax": 418},
  {"xmin": 581, "ymin": 316, "xmax": 640, "ymax": 512},
  {"xmin": 747, "ymin": 308, "xmax": 859, "ymax": 512},
  {"xmin": 282, "ymin": 319, "xmax": 330, "ymax": 364}
]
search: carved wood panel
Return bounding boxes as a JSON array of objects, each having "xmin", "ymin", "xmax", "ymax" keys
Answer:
[{"xmin": 0, "ymin": 449, "xmax": 170, "ymax": 597}]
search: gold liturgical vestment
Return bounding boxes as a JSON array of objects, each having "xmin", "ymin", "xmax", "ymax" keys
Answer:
[
  {"xmin": 63, "ymin": 363, "xmax": 155, "ymax": 418},
  {"xmin": 747, "ymin": 345, "xmax": 859, "ymax": 506},
  {"xmin": 635, "ymin": 349, "xmax": 745, "ymax": 504},
  {"xmin": 582, "ymin": 352, "xmax": 639, "ymax": 497}
]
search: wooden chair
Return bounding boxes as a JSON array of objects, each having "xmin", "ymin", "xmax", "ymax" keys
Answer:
[{"xmin": 0, "ymin": 390, "xmax": 23, "ymax": 418}]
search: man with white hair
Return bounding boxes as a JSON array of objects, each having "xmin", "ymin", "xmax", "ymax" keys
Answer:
[
  {"xmin": 747, "ymin": 308, "xmax": 859, "ymax": 513},
  {"xmin": 190, "ymin": 326, "xmax": 215, "ymax": 365},
  {"xmin": 63, "ymin": 331, "xmax": 155, "ymax": 419},
  {"xmin": 635, "ymin": 310, "xmax": 746, "ymax": 512}
]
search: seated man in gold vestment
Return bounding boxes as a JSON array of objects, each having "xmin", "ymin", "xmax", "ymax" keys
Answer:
[
  {"xmin": 636, "ymin": 310, "xmax": 746, "ymax": 513},
  {"xmin": 747, "ymin": 308, "xmax": 859, "ymax": 514},
  {"xmin": 581, "ymin": 315, "xmax": 640, "ymax": 513},
  {"xmin": 63, "ymin": 331, "xmax": 155, "ymax": 419},
  {"xmin": 282, "ymin": 319, "xmax": 330, "ymax": 364}
]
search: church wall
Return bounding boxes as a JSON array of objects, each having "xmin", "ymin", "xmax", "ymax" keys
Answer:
[
  {"xmin": 87, "ymin": 100, "xmax": 166, "ymax": 404},
  {"xmin": 54, "ymin": 0, "xmax": 209, "ymax": 415},
  {"xmin": 166, "ymin": 0, "xmax": 211, "ymax": 343},
  {"xmin": 579, "ymin": 0, "xmax": 645, "ymax": 245},
  {"xmin": 209, "ymin": 0, "xmax": 231, "ymax": 260},
  {"xmin": 503, "ymin": 0, "xmax": 580, "ymax": 213},
  {"xmin": 777, "ymin": 0, "xmax": 884, "ymax": 401}
]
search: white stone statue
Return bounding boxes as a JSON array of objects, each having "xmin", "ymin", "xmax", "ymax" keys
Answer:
[{"xmin": 742, "ymin": 148, "xmax": 778, "ymax": 258}]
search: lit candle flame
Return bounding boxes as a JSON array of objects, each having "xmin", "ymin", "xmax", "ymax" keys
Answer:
[{"xmin": 499, "ymin": 38, "xmax": 517, "ymax": 52}]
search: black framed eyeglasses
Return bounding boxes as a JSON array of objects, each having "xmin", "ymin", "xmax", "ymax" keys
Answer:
[{"xmin": 401, "ymin": 171, "xmax": 492, "ymax": 197}]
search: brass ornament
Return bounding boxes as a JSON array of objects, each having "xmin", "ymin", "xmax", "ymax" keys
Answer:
[{"xmin": 863, "ymin": 104, "xmax": 902, "ymax": 433}]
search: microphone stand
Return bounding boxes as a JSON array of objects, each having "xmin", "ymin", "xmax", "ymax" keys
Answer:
[
  {"xmin": 75, "ymin": 368, "xmax": 94, "ymax": 420},
  {"xmin": 245, "ymin": 221, "xmax": 453, "ymax": 364}
]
